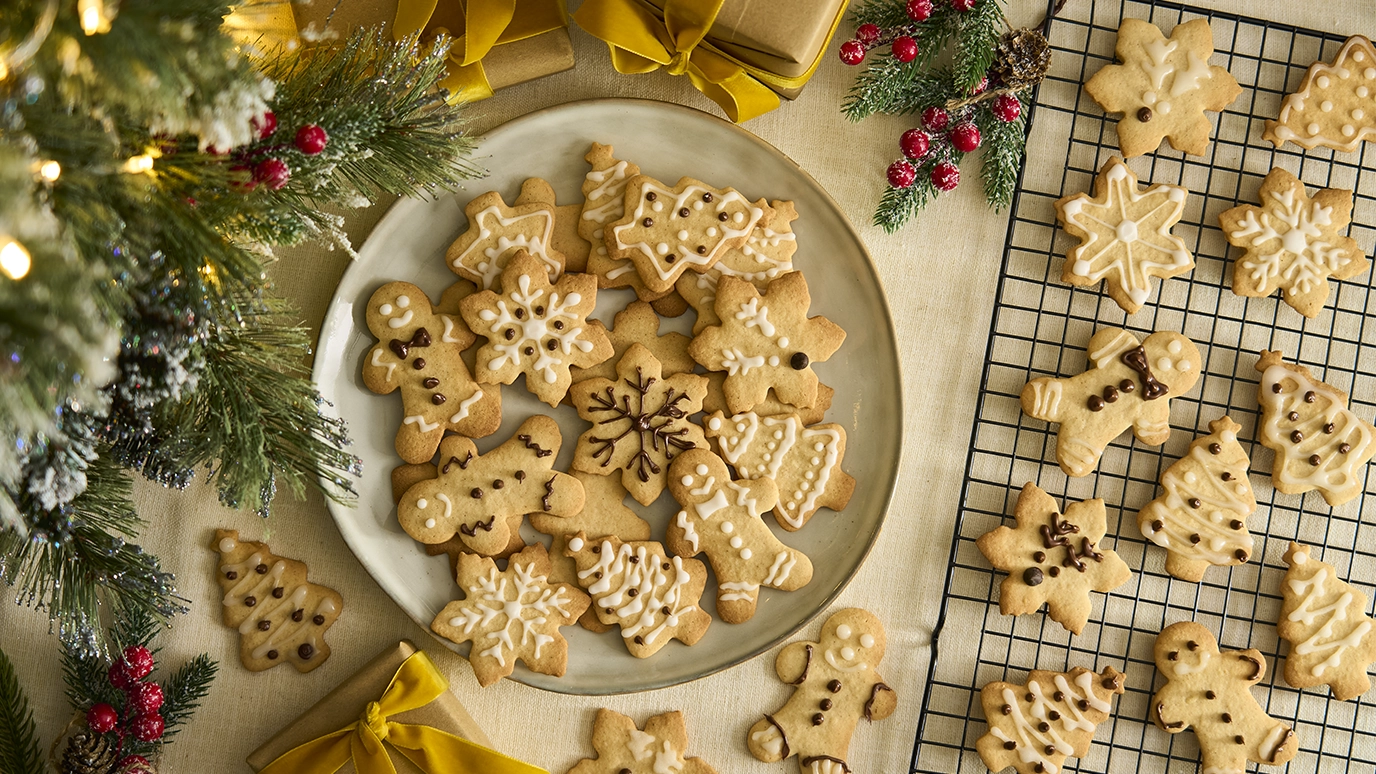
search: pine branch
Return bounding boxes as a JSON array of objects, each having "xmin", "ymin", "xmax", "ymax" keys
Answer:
[
  {"xmin": 875, "ymin": 174, "xmax": 939, "ymax": 233},
  {"xmin": 953, "ymin": 0, "xmax": 1006, "ymax": 94},
  {"xmin": 976, "ymin": 100, "xmax": 1028, "ymax": 210},
  {"xmin": 846, "ymin": 65, "xmax": 960, "ymax": 121},
  {"xmin": 0, "ymin": 649, "xmax": 44, "ymax": 774},
  {"xmin": 156, "ymin": 654, "xmax": 217, "ymax": 741}
]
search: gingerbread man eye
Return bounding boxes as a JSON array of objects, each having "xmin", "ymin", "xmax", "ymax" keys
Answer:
[
  {"xmin": 380, "ymin": 303, "xmax": 393, "ymax": 314},
  {"xmin": 396, "ymin": 295, "xmax": 410, "ymax": 308},
  {"xmin": 860, "ymin": 634, "xmax": 875, "ymax": 648},
  {"xmin": 835, "ymin": 624, "xmax": 853, "ymax": 640}
]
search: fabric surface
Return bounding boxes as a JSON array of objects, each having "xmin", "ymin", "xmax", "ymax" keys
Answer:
[{"xmin": 1, "ymin": 1, "xmax": 1369, "ymax": 772}]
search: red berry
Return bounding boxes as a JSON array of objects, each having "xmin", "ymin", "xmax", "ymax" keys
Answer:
[
  {"xmin": 856, "ymin": 23, "xmax": 881, "ymax": 43},
  {"xmin": 900, "ymin": 128, "xmax": 931, "ymax": 160},
  {"xmin": 892, "ymin": 36, "xmax": 918, "ymax": 64},
  {"xmin": 887, "ymin": 159, "xmax": 917, "ymax": 189},
  {"xmin": 932, "ymin": 161, "xmax": 961, "ymax": 191},
  {"xmin": 121, "ymin": 645, "xmax": 154, "ymax": 681},
  {"xmin": 950, "ymin": 123, "xmax": 982, "ymax": 153},
  {"xmin": 254, "ymin": 158, "xmax": 290, "ymax": 190},
  {"xmin": 294, "ymin": 124, "xmax": 329, "ymax": 155},
  {"xmin": 992, "ymin": 93, "xmax": 1022, "ymax": 122},
  {"xmin": 921, "ymin": 106, "xmax": 950, "ymax": 132},
  {"xmin": 108, "ymin": 661, "xmax": 135, "ymax": 689},
  {"xmin": 971, "ymin": 75, "xmax": 989, "ymax": 95},
  {"xmin": 128, "ymin": 682, "xmax": 164, "ymax": 715},
  {"xmin": 906, "ymin": 0, "xmax": 934, "ymax": 21},
  {"xmin": 129, "ymin": 713, "xmax": 164, "ymax": 743},
  {"xmin": 839, "ymin": 40, "xmax": 866, "ymax": 66},
  {"xmin": 254, "ymin": 111, "xmax": 277, "ymax": 139},
  {"xmin": 952, "ymin": 0, "xmax": 977, "ymax": 10},
  {"xmin": 86, "ymin": 703, "xmax": 118, "ymax": 734}
]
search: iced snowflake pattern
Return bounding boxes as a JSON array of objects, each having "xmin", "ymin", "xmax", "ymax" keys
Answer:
[
  {"xmin": 477, "ymin": 274, "xmax": 592, "ymax": 383},
  {"xmin": 586, "ymin": 368, "xmax": 695, "ymax": 482},
  {"xmin": 449, "ymin": 558, "xmax": 576, "ymax": 667}
]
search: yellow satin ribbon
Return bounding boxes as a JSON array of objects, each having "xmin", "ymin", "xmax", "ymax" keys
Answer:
[
  {"xmin": 574, "ymin": 0, "xmax": 847, "ymax": 122},
  {"xmin": 260, "ymin": 651, "xmax": 548, "ymax": 774},
  {"xmin": 395, "ymin": 0, "xmax": 569, "ymax": 102}
]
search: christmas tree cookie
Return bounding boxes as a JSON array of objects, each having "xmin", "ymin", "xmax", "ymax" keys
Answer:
[
  {"xmin": 446, "ymin": 178, "xmax": 565, "ymax": 290},
  {"xmin": 1279, "ymin": 542, "xmax": 1376, "ymax": 701},
  {"xmin": 1265, "ymin": 36, "xmax": 1376, "ymax": 152},
  {"xmin": 976, "ymin": 666, "xmax": 1126, "ymax": 774},
  {"xmin": 1138, "ymin": 416, "xmax": 1257, "ymax": 581},
  {"xmin": 580, "ymin": 143, "xmax": 673, "ymax": 302}
]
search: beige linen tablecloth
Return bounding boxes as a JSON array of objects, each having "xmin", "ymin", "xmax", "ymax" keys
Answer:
[{"xmin": 2, "ymin": 1, "xmax": 1370, "ymax": 771}]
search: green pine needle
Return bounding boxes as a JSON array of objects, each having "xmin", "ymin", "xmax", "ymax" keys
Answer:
[
  {"xmin": 977, "ymin": 102, "xmax": 1028, "ymax": 210},
  {"xmin": 157, "ymin": 654, "xmax": 218, "ymax": 742},
  {"xmin": 874, "ymin": 174, "xmax": 939, "ymax": 233},
  {"xmin": 0, "ymin": 649, "xmax": 44, "ymax": 774},
  {"xmin": 954, "ymin": 0, "xmax": 1006, "ymax": 93}
]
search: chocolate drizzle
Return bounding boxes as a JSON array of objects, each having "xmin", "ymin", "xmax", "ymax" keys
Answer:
[
  {"xmin": 791, "ymin": 644, "xmax": 814, "ymax": 685},
  {"xmin": 542, "ymin": 476, "xmax": 555, "ymax": 511},
  {"xmin": 388, "ymin": 327, "xmax": 431, "ymax": 359},
  {"xmin": 1239, "ymin": 654, "xmax": 1263, "ymax": 681},
  {"xmin": 1121, "ymin": 345, "xmax": 1169, "ymax": 400},
  {"xmin": 801, "ymin": 756, "xmax": 850, "ymax": 773},
  {"xmin": 517, "ymin": 434, "xmax": 553, "ymax": 458},
  {"xmin": 459, "ymin": 515, "xmax": 495, "ymax": 537},
  {"xmin": 763, "ymin": 714, "xmax": 789, "ymax": 759},
  {"xmin": 863, "ymin": 683, "xmax": 893, "ymax": 721},
  {"xmin": 1156, "ymin": 702, "xmax": 1184, "ymax": 730},
  {"xmin": 1270, "ymin": 729, "xmax": 1294, "ymax": 763},
  {"xmin": 442, "ymin": 452, "xmax": 472, "ymax": 473},
  {"xmin": 586, "ymin": 367, "xmax": 697, "ymax": 482},
  {"xmin": 1039, "ymin": 512, "xmax": 1100, "ymax": 572}
]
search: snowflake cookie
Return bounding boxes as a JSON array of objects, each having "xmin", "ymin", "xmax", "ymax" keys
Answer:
[
  {"xmin": 571, "ymin": 342, "xmax": 709, "ymax": 506},
  {"xmin": 430, "ymin": 544, "xmax": 590, "ymax": 687},
  {"xmin": 1279, "ymin": 542, "xmax": 1376, "ymax": 701},
  {"xmin": 703, "ymin": 410, "xmax": 854, "ymax": 531},
  {"xmin": 676, "ymin": 200, "xmax": 799, "ymax": 335},
  {"xmin": 460, "ymin": 250, "xmax": 613, "ymax": 407},
  {"xmin": 1265, "ymin": 36, "xmax": 1376, "ymax": 153},
  {"xmin": 1256, "ymin": 350, "xmax": 1376, "ymax": 507},
  {"xmin": 570, "ymin": 709, "xmax": 718, "ymax": 774},
  {"xmin": 1220, "ymin": 167, "xmax": 1367, "ymax": 317},
  {"xmin": 396, "ymin": 415, "xmax": 585, "ymax": 555},
  {"xmin": 1055, "ymin": 156, "xmax": 1194, "ymax": 313},
  {"xmin": 1151, "ymin": 622, "xmax": 1299, "ymax": 772},
  {"xmin": 1022, "ymin": 328, "xmax": 1202, "ymax": 477},
  {"xmin": 564, "ymin": 532, "xmax": 712, "ymax": 658},
  {"xmin": 976, "ymin": 666, "xmax": 1126, "ymax": 774},
  {"xmin": 1085, "ymin": 18, "xmax": 1241, "ymax": 157},
  {"xmin": 1138, "ymin": 416, "xmax": 1257, "ymax": 582},
  {"xmin": 446, "ymin": 178, "xmax": 565, "ymax": 290},
  {"xmin": 747, "ymin": 609, "xmax": 896, "ymax": 774},
  {"xmin": 665, "ymin": 449, "xmax": 813, "ymax": 623},
  {"xmin": 689, "ymin": 272, "xmax": 846, "ymax": 415}
]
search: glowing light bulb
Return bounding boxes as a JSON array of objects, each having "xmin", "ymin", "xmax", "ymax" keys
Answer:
[
  {"xmin": 39, "ymin": 161, "xmax": 60, "ymax": 181},
  {"xmin": 0, "ymin": 240, "xmax": 32, "ymax": 279},
  {"xmin": 78, "ymin": 0, "xmax": 111, "ymax": 35},
  {"xmin": 123, "ymin": 154, "xmax": 154, "ymax": 174}
]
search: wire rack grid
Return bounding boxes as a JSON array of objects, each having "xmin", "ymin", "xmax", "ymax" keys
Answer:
[{"xmin": 910, "ymin": 1, "xmax": 1376, "ymax": 772}]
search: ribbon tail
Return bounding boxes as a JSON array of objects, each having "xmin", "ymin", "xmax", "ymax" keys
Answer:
[
  {"xmin": 686, "ymin": 57, "xmax": 780, "ymax": 123},
  {"xmin": 388, "ymin": 724, "xmax": 550, "ymax": 774},
  {"xmin": 258, "ymin": 728, "xmax": 356, "ymax": 774},
  {"xmin": 439, "ymin": 56, "xmax": 495, "ymax": 102},
  {"xmin": 608, "ymin": 45, "xmax": 666, "ymax": 75}
]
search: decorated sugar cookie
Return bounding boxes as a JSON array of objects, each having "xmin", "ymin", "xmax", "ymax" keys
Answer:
[
  {"xmin": 446, "ymin": 178, "xmax": 566, "ymax": 289},
  {"xmin": 677, "ymin": 200, "xmax": 799, "ymax": 334},
  {"xmin": 977, "ymin": 666, "xmax": 1126, "ymax": 774},
  {"xmin": 569, "ymin": 709, "xmax": 718, "ymax": 774},
  {"xmin": 702, "ymin": 372, "xmax": 834, "ymax": 426},
  {"xmin": 579, "ymin": 143, "xmax": 671, "ymax": 302},
  {"xmin": 392, "ymin": 463, "xmax": 525, "ymax": 574},
  {"xmin": 568, "ymin": 298, "xmax": 695, "ymax": 388},
  {"xmin": 1265, "ymin": 36, "xmax": 1376, "ymax": 152},
  {"xmin": 1279, "ymin": 542, "xmax": 1376, "ymax": 701}
]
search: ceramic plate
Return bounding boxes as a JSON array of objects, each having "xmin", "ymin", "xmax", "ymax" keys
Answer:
[{"xmin": 314, "ymin": 98, "xmax": 902, "ymax": 694}]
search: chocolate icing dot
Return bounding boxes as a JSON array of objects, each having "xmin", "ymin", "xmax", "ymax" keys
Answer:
[
  {"xmin": 470, "ymin": 488, "xmax": 482, "ymax": 499},
  {"xmin": 1003, "ymin": 741, "xmax": 1016, "ymax": 750},
  {"xmin": 292, "ymin": 609, "xmax": 304, "ymax": 622},
  {"xmin": 1291, "ymin": 430, "xmax": 1304, "ymax": 443},
  {"xmin": 1119, "ymin": 379, "xmax": 1135, "ymax": 393},
  {"xmin": 299, "ymin": 643, "xmax": 315, "ymax": 659},
  {"xmin": 1190, "ymin": 534, "xmax": 1201, "ymax": 544},
  {"xmin": 1088, "ymin": 395, "xmax": 1105, "ymax": 411},
  {"xmin": 504, "ymin": 329, "xmax": 515, "ymax": 340},
  {"xmin": 1103, "ymin": 385, "xmax": 1119, "ymax": 402},
  {"xmin": 820, "ymin": 699, "xmax": 833, "ymax": 710},
  {"xmin": 1168, "ymin": 651, "xmax": 1178, "ymax": 661},
  {"xmin": 493, "ymin": 479, "xmax": 504, "ymax": 489},
  {"xmin": 1209, "ymin": 443, "xmax": 1222, "ymax": 455},
  {"xmin": 1222, "ymin": 472, "xmax": 1233, "ymax": 481},
  {"xmin": 258, "ymin": 620, "xmax": 270, "ymax": 631},
  {"xmin": 696, "ymin": 245, "xmax": 707, "ymax": 254},
  {"xmin": 628, "ymin": 588, "xmax": 639, "ymax": 597},
  {"xmin": 1002, "ymin": 704, "xmax": 1012, "ymax": 715},
  {"xmin": 244, "ymin": 596, "xmax": 257, "ymax": 607},
  {"xmin": 1231, "ymin": 519, "xmax": 1243, "ymax": 530},
  {"xmin": 634, "ymin": 635, "xmax": 644, "ymax": 645},
  {"xmin": 553, "ymin": 321, "xmax": 564, "ymax": 330},
  {"xmin": 812, "ymin": 714, "xmax": 824, "ymax": 726},
  {"xmin": 256, "ymin": 563, "xmax": 268, "ymax": 574},
  {"xmin": 1235, "ymin": 549, "xmax": 1248, "ymax": 560},
  {"xmin": 272, "ymin": 587, "xmax": 284, "ymax": 598},
  {"xmin": 432, "ymin": 393, "xmax": 446, "ymax": 404},
  {"xmin": 1206, "ymin": 690, "xmax": 1216, "ymax": 699},
  {"xmin": 1341, "ymin": 443, "xmax": 1352, "ymax": 454},
  {"xmin": 1023, "ymin": 567, "xmax": 1045, "ymax": 586},
  {"xmin": 642, "ymin": 217, "xmax": 653, "ymax": 227},
  {"xmin": 313, "ymin": 614, "xmax": 325, "ymax": 625},
  {"xmin": 702, "ymin": 193, "xmax": 713, "ymax": 202},
  {"xmin": 1037, "ymin": 722, "xmax": 1050, "ymax": 733},
  {"xmin": 1048, "ymin": 566, "xmax": 1060, "ymax": 577},
  {"xmin": 790, "ymin": 352, "xmax": 809, "ymax": 370},
  {"xmin": 1033, "ymin": 551, "xmax": 1046, "ymax": 563},
  {"xmin": 423, "ymin": 377, "xmax": 439, "ymax": 388},
  {"xmin": 1309, "ymin": 454, "xmax": 1322, "ymax": 466},
  {"xmin": 645, "ymin": 192, "xmax": 656, "ymax": 201},
  {"xmin": 1234, "ymin": 735, "xmax": 1244, "ymax": 745},
  {"xmin": 226, "ymin": 571, "xmax": 237, "ymax": 580},
  {"xmin": 1189, "ymin": 498, "xmax": 1202, "ymax": 509},
  {"xmin": 679, "ymin": 207, "xmax": 690, "ymax": 217},
  {"xmin": 1305, "ymin": 391, "xmax": 1317, "ymax": 403},
  {"xmin": 515, "ymin": 470, "xmax": 526, "ymax": 481},
  {"xmin": 828, "ymin": 679, "xmax": 842, "ymax": 693},
  {"xmin": 523, "ymin": 346, "xmax": 534, "ymax": 356},
  {"xmin": 1288, "ymin": 411, "xmax": 1299, "ymax": 421},
  {"xmin": 665, "ymin": 254, "xmax": 676, "ymax": 263},
  {"xmin": 717, "ymin": 212, "xmax": 728, "ymax": 221},
  {"xmin": 1325, "ymin": 423, "xmax": 1335, "ymax": 434},
  {"xmin": 1271, "ymin": 383, "xmax": 1283, "ymax": 393},
  {"xmin": 1187, "ymin": 641, "xmax": 1198, "ymax": 650},
  {"xmin": 267, "ymin": 650, "xmax": 279, "ymax": 659},
  {"xmin": 1152, "ymin": 519, "xmax": 1164, "ymax": 532},
  {"xmin": 412, "ymin": 358, "xmax": 426, "ymax": 369},
  {"xmin": 1137, "ymin": 106, "xmax": 1153, "ymax": 122},
  {"xmin": 546, "ymin": 339, "xmax": 557, "ymax": 351}
]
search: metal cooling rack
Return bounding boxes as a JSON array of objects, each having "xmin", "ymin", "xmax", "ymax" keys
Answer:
[{"xmin": 910, "ymin": 0, "xmax": 1376, "ymax": 771}]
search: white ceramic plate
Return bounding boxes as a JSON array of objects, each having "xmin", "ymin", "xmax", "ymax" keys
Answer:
[{"xmin": 314, "ymin": 99, "xmax": 902, "ymax": 694}]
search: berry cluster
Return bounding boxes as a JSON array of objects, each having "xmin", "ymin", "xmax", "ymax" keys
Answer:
[
  {"xmin": 221, "ymin": 111, "xmax": 330, "ymax": 191},
  {"xmin": 886, "ymin": 91, "xmax": 1022, "ymax": 194},
  {"xmin": 83, "ymin": 645, "xmax": 167, "ymax": 769},
  {"xmin": 838, "ymin": 0, "xmax": 972, "ymax": 67}
]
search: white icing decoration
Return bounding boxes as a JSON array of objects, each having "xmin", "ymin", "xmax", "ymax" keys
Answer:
[
  {"xmin": 1228, "ymin": 187, "xmax": 1353, "ymax": 297},
  {"xmin": 1173, "ymin": 647, "xmax": 1211, "ymax": 675},
  {"xmin": 751, "ymin": 726, "xmax": 784, "ymax": 757},
  {"xmin": 675, "ymin": 511, "xmax": 700, "ymax": 552},
  {"xmin": 1259, "ymin": 364, "xmax": 1374, "ymax": 500},
  {"xmin": 568, "ymin": 536, "xmax": 584, "ymax": 551},
  {"xmin": 218, "ymin": 537, "xmax": 238, "ymax": 553},
  {"xmin": 735, "ymin": 298, "xmax": 776, "ymax": 336},
  {"xmin": 387, "ymin": 310, "xmax": 413, "ymax": 329},
  {"xmin": 475, "ymin": 273, "xmax": 594, "ymax": 383},
  {"xmin": 452, "ymin": 559, "xmax": 574, "ymax": 667},
  {"xmin": 403, "ymin": 415, "xmax": 441, "ymax": 433},
  {"xmin": 721, "ymin": 347, "xmax": 766, "ymax": 375},
  {"xmin": 440, "ymin": 315, "xmax": 465, "ymax": 344},
  {"xmin": 370, "ymin": 348, "xmax": 396, "ymax": 382},
  {"xmin": 578, "ymin": 541, "xmax": 696, "ymax": 646},
  {"xmin": 449, "ymin": 389, "xmax": 484, "ymax": 424},
  {"xmin": 824, "ymin": 648, "xmax": 868, "ymax": 672},
  {"xmin": 453, "ymin": 205, "xmax": 560, "ymax": 288},
  {"xmin": 1286, "ymin": 559, "xmax": 1375, "ymax": 677},
  {"xmin": 609, "ymin": 179, "xmax": 765, "ymax": 281}
]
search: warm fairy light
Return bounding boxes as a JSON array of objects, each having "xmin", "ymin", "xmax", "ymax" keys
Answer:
[
  {"xmin": 78, "ymin": 0, "xmax": 111, "ymax": 35},
  {"xmin": 0, "ymin": 62, "xmax": 8, "ymax": 81},
  {"xmin": 38, "ymin": 161, "xmax": 60, "ymax": 181},
  {"xmin": 0, "ymin": 239, "xmax": 32, "ymax": 280},
  {"xmin": 123, "ymin": 153, "xmax": 155, "ymax": 174}
]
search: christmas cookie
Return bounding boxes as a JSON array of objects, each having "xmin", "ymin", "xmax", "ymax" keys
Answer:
[
  {"xmin": 569, "ymin": 709, "xmax": 718, "ymax": 774},
  {"xmin": 1055, "ymin": 156, "xmax": 1193, "ymax": 313},
  {"xmin": 430, "ymin": 544, "xmax": 590, "ymax": 687},
  {"xmin": 1138, "ymin": 417, "xmax": 1257, "ymax": 582},
  {"xmin": 446, "ymin": 178, "xmax": 565, "ymax": 290},
  {"xmin": 1279, "ymin": 542, "xmax": 1376, "ymax": 701},
  {"xmin": 460, "ymin": 250, "xmax": 613, "ymax": 407},
  {"xmin": 553, "ymin": 202, "xmax": 591, "ymax": 274},
  {"xmin": 1264, "ymin": 36, "xmax": 1376, "ymax": 152},
  {"xmin": 677, "ymin": 201, "xmax": 799, "ymax": 335},
  {"xmin": 362, "ymin": 281, "xmax": 501, "ymax": 464},
  {"xmin": 567, "ymin": 299, "xmax": 694, "ymax": 388},
  {"xmin": 976, "ymin": 483, "xmax": 1132, "ymax": 635},
  {"xmin": 664, "ymin": 449, "xmax": 813, "ymax": 623},
  {"xmin": 651, "ymin": 290, "xmax": 690, "ymax": 317},
  {"xmin": 703, "ymin": 410, "xmax": 854, "ymax": 531},
  {"xmin": 1219, "ymin": 167, "xmax": 1367, "ymax": 317},
  {"xmin": 1256, "ymin": 350, "xmax": 1376, "ymax": 506},
  {"xmin": 702, "ymin": 372, "xmax": 834, "ymax": 426},
  {"xmin": 1151, "ymin": 622, "xmax": 1299, "ymax": 771},
  {"xmin": 391, "ymin": 463, "xmax": 526, "ymax": 571},
  {"xmin": 564, "ymin": 532, "xmax": 712, "ymax": 658},
  {"xmin": 1085, "ymin": 18, "xmax": 1241, "ymax": 157},
  {"xmin": 396, "ymin": 415, "xmax": 584, "ymax": 555},
  {"xmin": 570, "ymin": 343, "xmax": 709, "ymax": 506},
  {"xmin": 689, "ymin": 272, "xmax": 846, "ymax": 414},
  {"xmin": 1021, "ymin": 328, "xmax": 1202, "ymax": 477},
  {"xmin": 578, "ymin": 143, "xmax": 669, "ymax": 301},
  {"xmin": 976, "ymin": 666, "xmax": 1126, "ymax": 774},
  {"xmin": 607, "ymin": 175, "xmax": 773, "ymax": 295},
  {"xmin": 210, "ymin": 530, "xmax": 343, "ymax": 673},
  {"xmin": 746, "ymin": 608, "xmax": 896, "ymax": 773}
]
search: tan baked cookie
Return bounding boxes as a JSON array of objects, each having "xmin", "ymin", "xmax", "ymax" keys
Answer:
[
  {"xmin": 571, "ymin": 343, "xmax": 709, "ymax": 506},
  {"xmin": 1151, "ymin": 622, "xmax": 1299, "ymax": 771},
  {"xmin": 703, "ymin": 410, "xmax": 854, "ymax": 531},
  {"xmin": 460, "ymin": 250, "xmax": 613, "ymax": 407},
  {"xmin": 977, "ymin": 666, "xmax": 1126, "ymax": 774},
  {"xmin": 701, "ymin": 372, "xmax": 834, "ymax": 426},
  {"xmin": 1022, "ymin": 328, "xmax": 1202, "ymax": 477},
  {"xmin": 1085, "ymin": 18, "xmax": 1241, "ymax": 157},
  {"xmin": 1256, "ymin": 350, "xmax": 1376, "ymax": 506},
  {"xmin": 1279, "ymin": 542, "xmax": 1376, "ymax": 701},
  {"xmin": 430, "ymin": 544, "xmax": 590, "ymax": 687},
  {"xmin": 396, "ymin": 415, "xmax": 584, "ymax": 555},
  {"xmin": 446, "ymin": 178, "xmax": 565, "ymax": 289},
  {"xmin": 362, "ymin": 281, "xmax": 501, "ymax": 464},
  {"xmin": 747, "ymin": 609, "xmax": 896, "ymax": 773},
  {"xmin": 1220, "ymin": 167, "xmax": 1367, "ymax": 317},
  {"xmin": 568, "ymin": 299, "xmax": 695, "ymax": 387},
  {"xmin": 608, "ymin": 175, "xmax": 773, "ymax": 295},
  {"xmin": 689, "ymin": 272, "xmax": 845, "ymax": 414},
  {"xmin": 650, "ymin": 290, "xmax": 690, "ymax": 317},
  {"xmin": 391, "ymin": 463, "xmax": 526, "ymax": 569},
  {"xmin": 677, "ymin": 202, "xmax": 799, "ymax": 334},
  {"xmin": 1265, "ymin": 36, "xmax": 1376, "ymax": 152},
  {"xmin": 1055, "ymin": 156, "xmax": 1193, "ymax": 313},
  {"xmin": 569, "ymin": 709, "xmax": 718, "ymax": 774},
  {"xmin": 976, "ymin": 483, "xmax": 1132, "ymax": 635},
  {"xmin": 211, "ymin": 530, "xmax": 343, "ymax": 673},
  {"xmin": 665, "ymin": 449, "xmax": 813, "ymax": 623},
  {"xmin": 554, "ymin": 202, "xmax": 591, "ymax": 274},
  {"xmin": 564, "ymin": 532, "xmax": 712, "ymax": 658},
  {"xmin": 578, "ymin": 143, "xmax": 654, "ymax": 296},
  {"xmin": 1138, "ymin": 417, "xmax": 1257, "ymax": 582}
]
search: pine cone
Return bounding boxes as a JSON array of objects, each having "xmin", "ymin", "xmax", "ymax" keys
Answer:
[
  {"xmin": 993, "ymin": 27, "xmax": 1052, "ymax": 90},
  {"xmin": 60, "ymin": 730, "xmax": 121, "ymax": 774}
]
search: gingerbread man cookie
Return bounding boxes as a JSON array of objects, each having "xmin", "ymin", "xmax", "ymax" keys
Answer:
[
  {"xmin": 677, "ymin": 201, "xmax": 799, "ymax": 335},
  {"xmin": 1021, "ymin": 328, "xmax": 1202, "ymax": 477},
  {"xmin": 569, "ymin": 709, "xmax": 718, "ymax": 774},
  {"xmin": 391, "ymin": 463, "xmax": 526, "ymax": 572},
  {"xmin": 568, "ymin": 299, "xmax": 695, "ymax": 388},
  {"xmin": 460, "ymin": 250, "xmax": 614, "ymax": 407},
  {"xmin": 1279, "ymin": 542, "xmax": 1376, "ymax": 701},
  {"xmin": 1085, "ymin": 18, "xmax": 1241, "ymax": 157},
  {"xmin": 977, "ymin": 666, "xmax": 1126, "ymax": 774},
  {"xmin": 1264, "ymin": 36, "xmax": 1376, "ymax": 153},
  {"xmin": 665, "ymin": 449, "xmax": 813, "ymax": 623},
  {"xmin": 446, "ymin": 178, "xmax": 566, "ymax": 290},
  {"xmin": 1151, "ymin": 622, "xmax": 1299, "ymax": 772},
  {"xmin": 747, "ymin": 608, "xmax": 896, "ymax": 774}
]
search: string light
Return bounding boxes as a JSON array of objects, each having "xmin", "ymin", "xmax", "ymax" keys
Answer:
[
  {"xmin": 38, "ymin": 160, "xmax": 60, "ymax": 181},
  {"xmin": 78, "ymin": 0, "xmax": 112, "ymax": 36},
  {"xmin": 122, "ymin": 151, "xmax": 156, "ymax": 174},
  {"xmin": 0, "ymin": 239, "xmax": 32, "ymax": 279}
]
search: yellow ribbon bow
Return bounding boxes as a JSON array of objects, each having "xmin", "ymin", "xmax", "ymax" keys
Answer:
[
  {"xmin": 394, "ymin": 0, "xmax": 569, "ymax": 102},
  {"xmin": 260, "ymin": 651, "xmax": 548, "ymax": 774}
]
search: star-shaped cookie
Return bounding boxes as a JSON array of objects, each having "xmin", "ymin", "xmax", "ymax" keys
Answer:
[
  {"xmin": 446, "ymin": 178, "xmax": 566, "ymax": 289},
  {"xmin": 570, "ymin": 709, "xmax": 718, "ymax": 774}
]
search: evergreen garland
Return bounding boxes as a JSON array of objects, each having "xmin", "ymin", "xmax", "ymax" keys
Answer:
[{"xmin": 0, "ymin": 648, "xmax": 44, "ymax": 774}]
